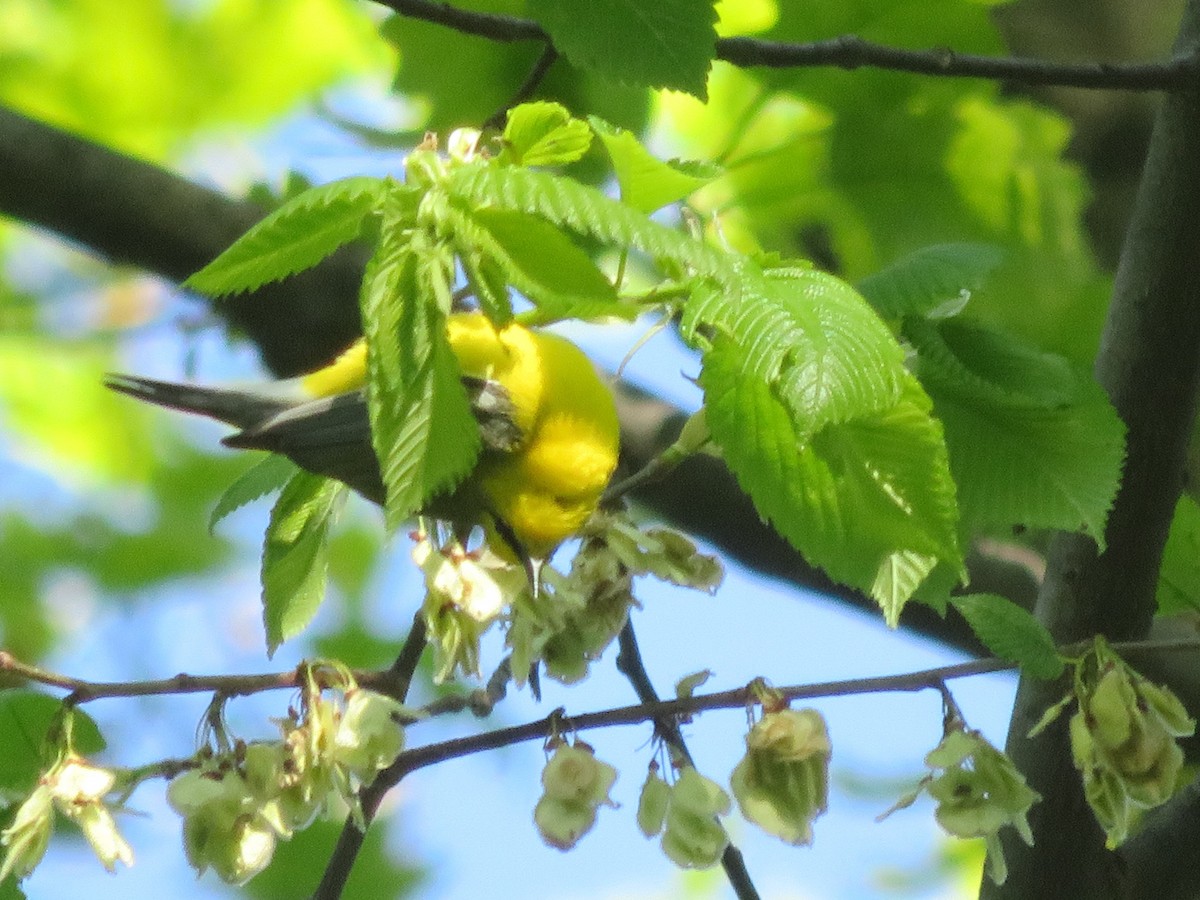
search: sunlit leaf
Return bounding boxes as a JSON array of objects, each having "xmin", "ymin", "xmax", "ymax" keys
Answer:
[
  {"xmin": 361, "ymin": 190, "xmax": 480, "ymax": 530},
  {"xmin": 209, "ymin": 454, "xmax": 298, "ymax": 533},
  {"xmin": 590, "ymin": 117, "xmax": 719, "ymax": 212},
  {"xmin": 916, "ymin": 320, "xmax": 1125, "ymax": 547},
  {"xmin": 186, "ymin": 177, "xmax": 388, "ymax": 296},
  {"xmin": 952, "ymin": 594, "xmax": 1063, "ymax": 680},
  {"xmin": 683, "ymin": 265, "xmax": 908, "ymax": 437},
  {"xmin": 448, "ymin": 163, "xmax": 733, "ymax": 279},
  {"xmin": 463, "ymin": 207, "xmax": 616, "ymax": 305},
  {"xmin": 701, "ymin": 336, "xmax": 960, "ymax": 624},
  {"xmin": 261, "ymin": 472, "xmax": 346, "ymax": 655},
  {"xmin": 502, "ymin": 102, "xmax": 593, "ymax": 167}
]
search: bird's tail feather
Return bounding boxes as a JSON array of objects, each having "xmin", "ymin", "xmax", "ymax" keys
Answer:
[{"xmin": 104, "ymin": 374, "xmax": 291, "ymax": 430}]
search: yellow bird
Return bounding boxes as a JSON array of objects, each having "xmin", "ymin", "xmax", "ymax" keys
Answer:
[{"xmin": 106, "ymin": 312, "xmax": 621, "ymax": 561}]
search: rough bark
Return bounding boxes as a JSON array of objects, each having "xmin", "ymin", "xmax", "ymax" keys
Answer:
[{"xmin": 983, "ymin": 2, "xmax": 1200, "ymax": 896}]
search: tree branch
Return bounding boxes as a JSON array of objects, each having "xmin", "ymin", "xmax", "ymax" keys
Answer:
[
  {"xmin": 0, "ymin": 105, "xmax": 365, "ymax": 376},
  {"xmin": 616, "ymin": 620, "xmax": 759, "ymax": 900},
  {"xmin": 372, "ymin": 0, "xmax": 1200, "ymax": 92},
  {"xmin": 983, "ymin": 1, "xmax": 1200, "ymax": 896},
  {"xmin": 482, "ymin": 44, "xmax": 560, "ymax": 131},
  {"xmin": 314, "ymin": 616, "xmax": 429, "ymax": 899}
]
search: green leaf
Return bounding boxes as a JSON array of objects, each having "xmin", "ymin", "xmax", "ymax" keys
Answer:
[
  {"xmin": 951, "ymin": 594, "xmax": 1064, "ymax": 680},
  {"xmin": 186, "ymin": 177, "xmax": 387, "ymax": 296},
  {"xmin": 463, "ymin": 206, "xmax": 616, "ymax": 306},
  {"xmin": 360, "ymin": 194, "xmax": 481, "ymax": 530},
  {"xmin": 446, "ymin": 163, "xmax": 733, "ymax": 280},
  {"xmin": 502, "ymin": 102, "xmax": 593, "ymax": 167},
  {"xmin": 683, "ymin": 265, "xmax": 908, "ymax": 438},
  {"xmin": 0, "ymin": 874, "xmax": 25, "ymax": 900},
  {"xmin": 209, "ymin": 454, "xmax": 298, "ymax": 533},
  {"xmin": 908, "ymin": 317, "xmax": 1083, "ymax": 409},
  {"xmin": 701, "ymin": 337, "xmax": 960, "ymax": 625},
  {"xmin": 857, "ymin": 243, "xmax": 1006, "ymax": 319},
  {"xmin": 529, "ymin": 0, "xmax": 718, "ymax": 98},
  {"xmin": 0, "ymin": 691, "xmax": 105, "ymax": 793},
  {"xmin": 261, "ymin": 473, "xmax": 347, "ymax": 655},
  {"xmin": 1157, "ymin": 496, "xmax": 1200, "ymax": 615},
  {"xmin": 589, "ymin": 117, "xmax": 719, "ymax": 212},
  {"xmin": 915, "ymin": 320, "xmax": 1126, "ymax": 547}
]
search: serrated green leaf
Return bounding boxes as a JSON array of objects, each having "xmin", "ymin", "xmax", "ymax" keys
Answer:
[
  {"xmin": 908, "ymin": 317, "xmax": 1083, "ymax": 409},
  {"xmin": 0, "ymin": 691, "xmax": 105, "ymax": 793},
  {"xmin": 684, "ymin": 265, "xmax": 908, "ymax": 438},
  {"xmin": 464, "ymin": 206, "xmax": 616, "ymax": 305},
  {"xmin": 261, "ymin": 472, "xmax": 347, "ymax": 655},
  {"xmin": 857, "ymin": 244, "xmax": 1006, "ymax": 319},
  {"xmin": 589, "ymin": 117, "xmax": 719, "ymax": 212},
  {"xmin": 502, "ymin": 102, "xmax": 593, "ymax": 167},
  {"xmin": 951, "ymin": 594, "xmax": 1063, "ymax": 680},
  {"xmin": 927, "ymin": 368, "xmax": 1125, "ymax": 549},
  {"xmin": 1156, "ymin": 496, "xmax": 1200, "ymax": 615},
  {"xmin": 446, "ymin": 164, "xmax": 733, "ymax": 281},
  {"xmin": 529, "ymin": 0, "xmax": 717, "ymax": 98},
  {"xmin": 209, "ymin": 455, "xmax": 299, "ymax": 533},
  {"xmin": 186, "ymin": 177, "xmax": 388, "ymax": 296},
  {"xmin": 360, "ymin": 196, "xmax": 481, "ymax": 530},
  {"xmin": 701, "ymin": 336, "xmax": 960, "ymax": 625}
]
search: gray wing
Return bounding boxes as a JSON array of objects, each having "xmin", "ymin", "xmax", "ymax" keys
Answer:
[{"xmin": 223, "ymin": 391, "xmax": 386, "ymax": 505}]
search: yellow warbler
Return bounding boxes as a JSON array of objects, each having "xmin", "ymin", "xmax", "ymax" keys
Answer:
[{"xmin": 107, "ymin": 313, "xmax": 621, "ymax": 559}]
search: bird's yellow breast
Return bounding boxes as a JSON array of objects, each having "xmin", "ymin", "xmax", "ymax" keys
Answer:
[{"xmin": 300, "ymin": 312, "xmax": 619, "ymax": 557}]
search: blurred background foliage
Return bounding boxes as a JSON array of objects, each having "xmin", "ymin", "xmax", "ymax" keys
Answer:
[{"xmin": 0, "ymin": 0, "xmax": 1183, "ymax": 895}]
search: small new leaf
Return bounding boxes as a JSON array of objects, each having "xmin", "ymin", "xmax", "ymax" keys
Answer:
[
  {"xmin": 186, "ymin": 177, "xmax": 387, "ymax": 296},
  {"xmin": 261, "ymin": 472, "xmax": 347, "ymax": 655},
  {"xmin": 209, "ymin": 455, "xmax": 299, "ymax": 534},
  {"xmin": 590, "ymin": 117, "xmax": 719, "ymax": 213},
  {"xmin": 502, "ymin": 102, "xmax": 593, "ymax": 168},
  {"xmin": 952, "ymin": 594, "xmax": 1063, "ymax": 680}
]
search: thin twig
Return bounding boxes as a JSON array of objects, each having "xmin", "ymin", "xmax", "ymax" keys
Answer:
[
  {"xmin": 313, "ymin": 616, "xmax": 430, "ymax": 899},
  {"xmin": 483, "ymin": 44, "xmax": 560, "ymax": 132},
  {"xmin": 616, "ymin": 620, "xmax": 760, "ymax": 900},
  {"xmin": 4, "ymin": 638, "xmax": 1193, "ymax": 708},
  {"xmin": 373, "ymin": 0, "xmax": 1200, "ymax": 92},
  {"xmin": 0, "ymin": 651, "xmax": 311, "ymax": 703}
]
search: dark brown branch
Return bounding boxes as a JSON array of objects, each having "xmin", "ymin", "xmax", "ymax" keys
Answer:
[
  {"xmin": 717, "ymin": 35, "xmax": 1200, "ymax": 91},
  {"xmin": 315, "ymin": 617, "xmax": 429, "ymax": 899},
  {"xmin": 482, "ymin": 44, "xmax": 560, "ymax": 132},
  {"xmin": 0, "ymin": 105, "xmax": 365, "ymax": 376},
  {"xmin": 1122, "ymin": 779, "xmax": 1200, "ymax": 900},
  {"xmin": 616, "ymin": 621, "xmax": 759, "ymax": 900},
  {"xmin": 373, "ymin": 0, "xmax": 1200, "ymax": 92},
  {"xmin": 983, "ymin": 1, "xmax": 1200, "ymax": 897}
]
